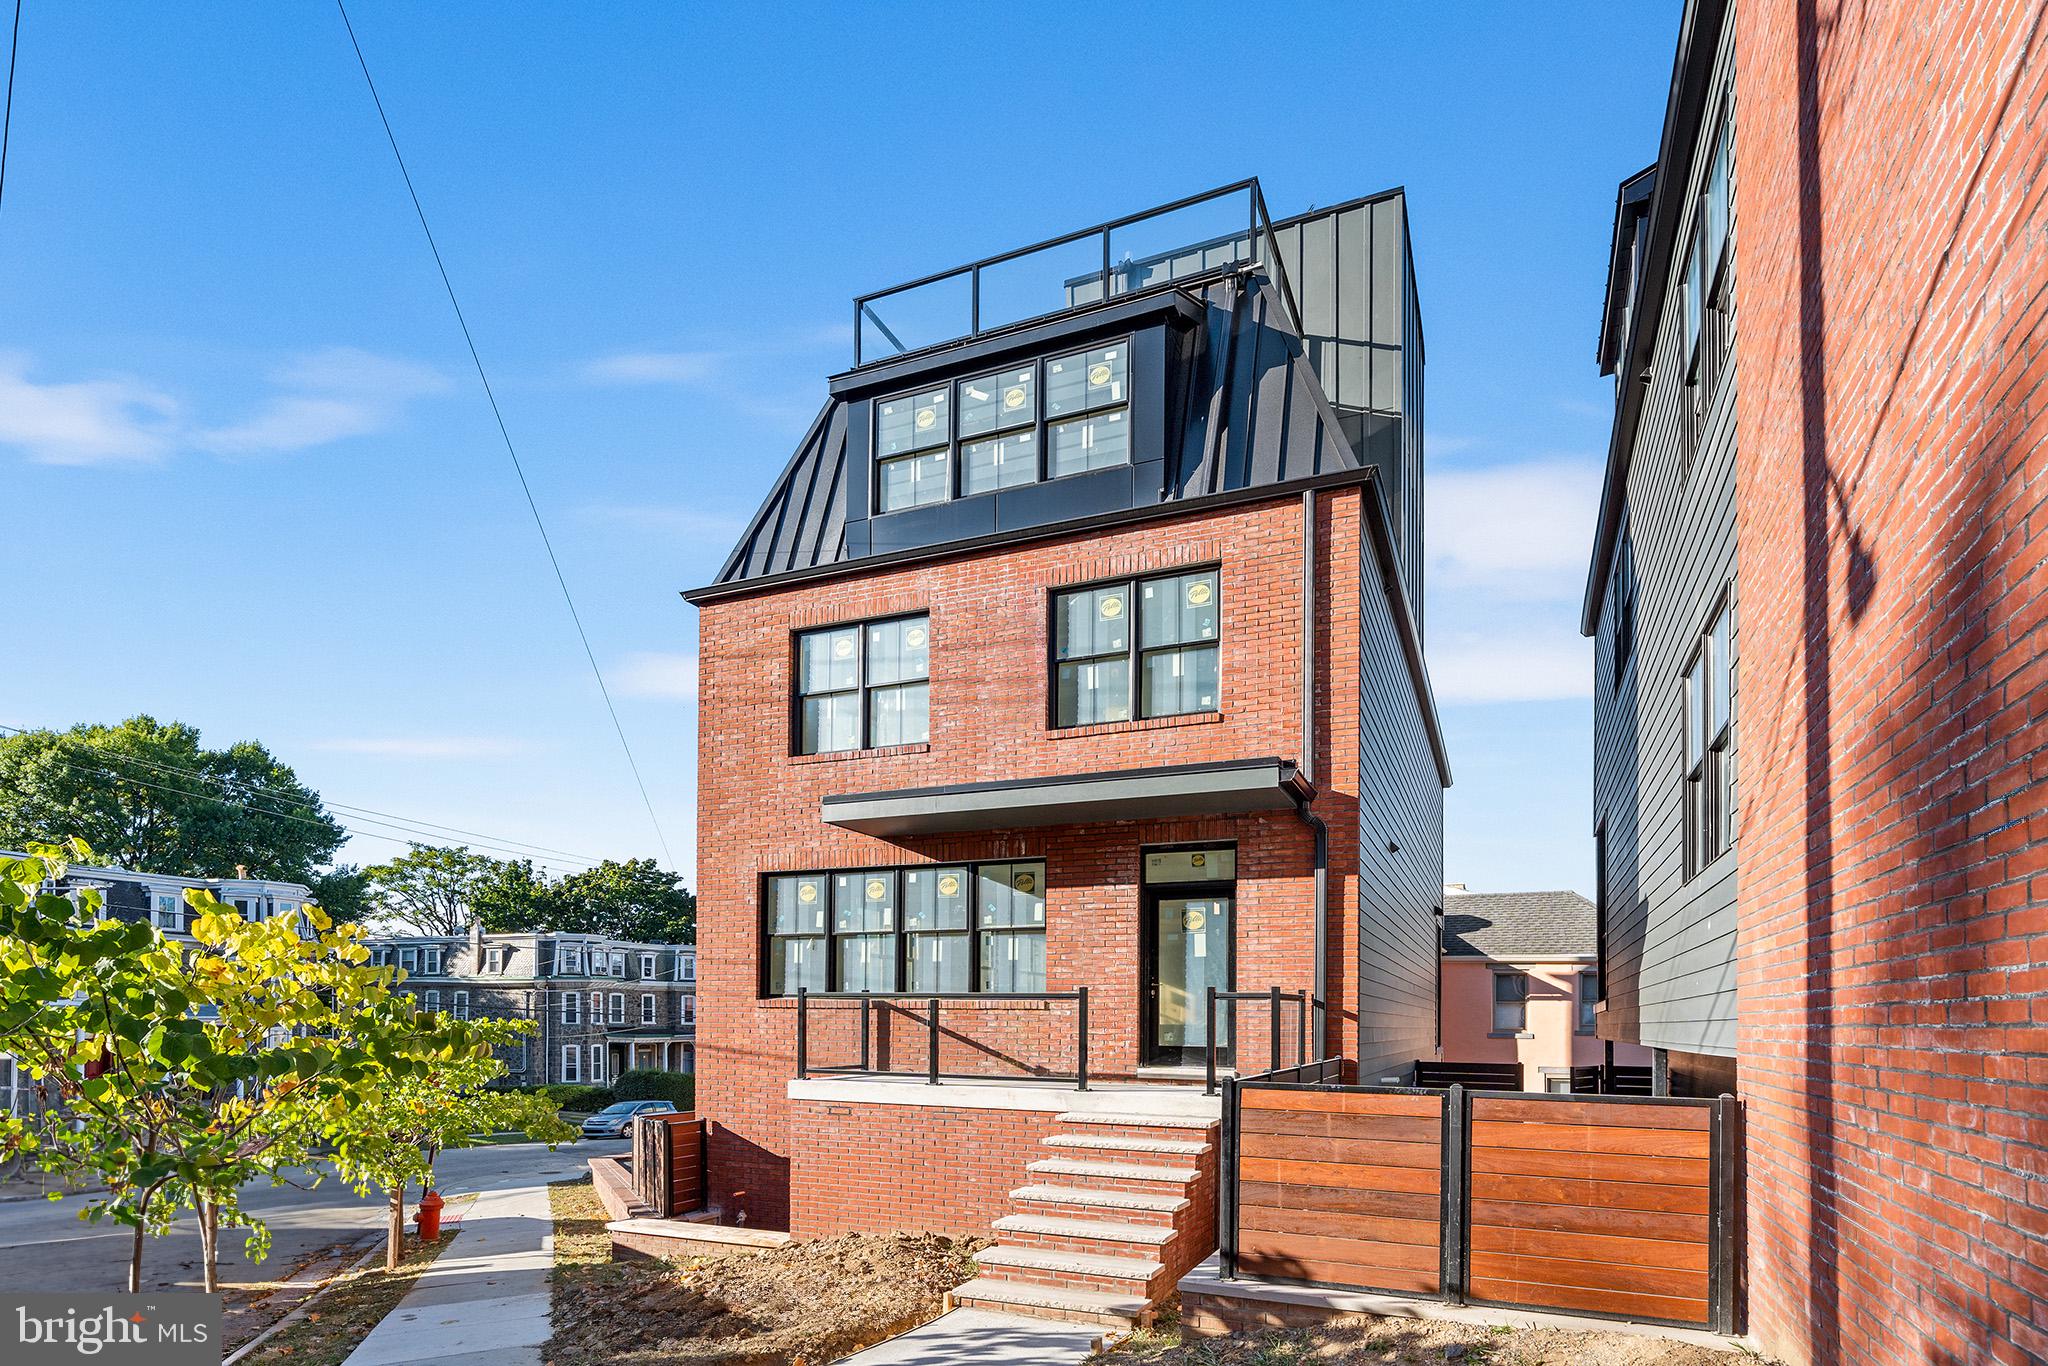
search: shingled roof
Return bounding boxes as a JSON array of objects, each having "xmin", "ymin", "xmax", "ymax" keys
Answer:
[{"xmin": 1441, "ymin": 890, "xmax": 1597, "ymax": 958}]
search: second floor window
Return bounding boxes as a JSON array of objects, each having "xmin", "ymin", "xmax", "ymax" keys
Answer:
[
  {"xmin": 1491, "ymin": 973, "xmax": 1528, "ymax": 1033},
  {"xmin": 1053, "ymin": 569, "xmax": 1220, "ymax": 726},
  {"xmin": 1577, "ymin": 973, "xmax": 1599, "ymax": 1034},
  {"xmin": 453, "ymin": 991, "xmax": 469, "ymax": 1020},
  {"xmin": 641, "ymin": 993, "xmax": 656, "ymax": 1025},
  {"xmin": 1683, "ymin": 597, "xmax": 1736, "ymax": 878},
  {"xmin": 562, "ymin": 992, "xmax": 580, "ymax": 1025},
  {"xmin": 797, "ymin": 614, "xmax": 929, "ymax": 754},
  {"xmin": 608, "ymin": 993, "xmax": 624, "ymax": 1025}
]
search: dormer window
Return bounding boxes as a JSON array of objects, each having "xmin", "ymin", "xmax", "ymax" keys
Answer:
[{"xmin": 873, "ymin": 339, "xmax": 1131, "ymax": 512}]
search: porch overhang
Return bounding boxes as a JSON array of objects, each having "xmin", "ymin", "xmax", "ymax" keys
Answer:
[{"xmin": 820, "ymin": 757, "xmax": 1313, "ymax": 838}]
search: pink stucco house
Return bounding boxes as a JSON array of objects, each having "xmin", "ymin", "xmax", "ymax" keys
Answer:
[{"xmin": 1439, "ymin": 885, "xmax": 1649, "ymax": 1091}]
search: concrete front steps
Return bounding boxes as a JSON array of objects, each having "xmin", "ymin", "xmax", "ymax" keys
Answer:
[{"xmin": 954, "ymin": 1107, "xmax": 1218, "ymax": 1330}]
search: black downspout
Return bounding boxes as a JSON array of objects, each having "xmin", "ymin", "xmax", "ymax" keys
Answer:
[{"xmin": 1299, "ymin": 489, "xmax": 1329, "ymax": 1060}]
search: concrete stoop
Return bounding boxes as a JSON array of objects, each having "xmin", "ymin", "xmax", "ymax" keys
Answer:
[{"xmin": 953, "ymin": 1108, "xmax": 1219, "ymax": 1330}]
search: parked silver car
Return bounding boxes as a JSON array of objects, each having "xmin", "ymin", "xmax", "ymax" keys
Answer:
[{"xmin": 580, "ymin": 1099, "xmax": 677, "ymax": 1138}]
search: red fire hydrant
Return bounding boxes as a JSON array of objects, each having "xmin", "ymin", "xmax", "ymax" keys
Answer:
[{"xmin": 413, "ymin": 1189, "xmax": 444, "ymax": 1241}]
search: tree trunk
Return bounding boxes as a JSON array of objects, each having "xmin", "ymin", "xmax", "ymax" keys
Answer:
[
  {"xmin": 128, "ymin": 1220, "xmax": 144, "ymax": 1294},
  {"xmin": 199, "ymin": 1200, "xmax": 220, "ymax": 1295},
  {"xmin": 387, "ymin": 1185, "xmax": 404, "ymax": 1271}
]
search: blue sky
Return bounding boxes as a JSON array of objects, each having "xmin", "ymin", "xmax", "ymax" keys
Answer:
[{"xmin": 0, "ymin": 3, "xmax": 1677, "ymax": 896}]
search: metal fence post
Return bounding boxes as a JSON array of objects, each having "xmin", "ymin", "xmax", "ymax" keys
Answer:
[
  {"xmin": 927, "ymin": 998, "xmax": 941, "ymax": 1085},
  {"xmin": 1441, "ymin": 1083, "xmax": 1467, "ymax": 1304},
  {"xmin": 1296, "ymin": 992, "xmax": 1308, "ymax": 1067},
  {"xmin": 1711, "ymin": 1094, "xmax": 1739, "ymax": 1334},
  {"xmin": 795, "ymin": 987, "xmax": 808, "ymax": 1080},
  {"xmin": 1218, "ymin": 1074, "xmax": 1239, "ymax": 1279},
  {"xmin": 1269, "ymin": 985, "xmax": 1283, "ymax": 1073},
  {"xmin": 1075, "ymin": 987, "xmax": 1090, "ymax": 1091},
  {"xmin": 859, "ymin": 992, "xmax": 871, "ymax": 1074},
  {"xmin": 1205, "ymin": 987, "xmax": 1219, "ymax": 1095}
]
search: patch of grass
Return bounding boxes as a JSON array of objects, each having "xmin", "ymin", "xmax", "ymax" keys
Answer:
[{"xmin": 236, "ymin": 1231, "xmax": 455, "ymax": 1366}]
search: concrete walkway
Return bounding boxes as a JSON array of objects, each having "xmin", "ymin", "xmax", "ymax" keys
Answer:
[
  {"xmin": 342, "ymin": 1183, "xmax": 556, "ymax": 1366},
  {"xmin": 834, "ymin": 1307, "xmax": 1102, "ymax": 1365}
]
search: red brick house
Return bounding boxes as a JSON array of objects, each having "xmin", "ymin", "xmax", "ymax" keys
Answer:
[
  {"xmin": 1583, "ymin": 1, "xmax": 2048, "ymax": 1361},
  {"xmin": 683, "ymin": 183, "xmax": 1449, "ymax": 1323}
]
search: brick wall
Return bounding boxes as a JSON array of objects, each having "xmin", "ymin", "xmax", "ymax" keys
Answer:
[
  {"xmin": 696, "ymin": 490, "xmax": 1366, "ymax": 1230},
  {"xmin": 788, "ymin": 1100, "xmax": 1058, "ymax": 1237},
  {"xmin": 1733, "ymin": 3, "xmax": 2048, "ymax": 1362}
]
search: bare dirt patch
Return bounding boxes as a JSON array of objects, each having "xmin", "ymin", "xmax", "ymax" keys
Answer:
[
  {"xmin": 546, "ymin": 1177, "xmax": 987, "ymax": 1366},
  {"xmin": 234, "ymin": 1230, "xmax": 455, "ymax": 1366},
  {"xmin": 1095, "ymin": 1306, "xmax": 1750, "ymax": 1365}
]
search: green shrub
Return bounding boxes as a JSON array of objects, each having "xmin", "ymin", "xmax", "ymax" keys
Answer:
[
  {"xmin": 537, "ymin": 1084, "xmax": 615, "ymax": 1112},
  {"xmin": 613, "ymin": 1069, "xmax": 694, "ymax": 1109}
]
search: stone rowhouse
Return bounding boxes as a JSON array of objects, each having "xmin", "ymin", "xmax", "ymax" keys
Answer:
[
  {"xmin": 683, "ymin": 181, "xmax": 1448, "ymax": 1324},
  {"xmin": 364, "ymin": 927, "xmax": 697, "ymax": 1087},
  {"xmin": 1582, "ymin": 1, "xmax": 2048, "ymax": 1362}
]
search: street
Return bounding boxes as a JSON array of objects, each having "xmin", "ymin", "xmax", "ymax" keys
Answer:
[{"xmin": 0, "ymin": 1138, "xmax": 625, "ymax": 1293}]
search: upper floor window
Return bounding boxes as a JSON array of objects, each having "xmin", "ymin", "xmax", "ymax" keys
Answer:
[
  {"xmin": 640, "ymin": 952, "xmax": 657, "ymax": 979},
  {"xmin": 608, "ymin": 992, "xmax": 625, "ymax": 1025},
  {"xmin": 452, "ymin": 990, "xmax": 470, "ymax": 1020},
  {"xmin": 1577, "ymin": 972, "xmax": 1600, "ymax": 1034},
  {"xmin": 873, "ymin": 342, "xmax": 1129, "ymax": 513},
  {"xmin": 1053, "ymin": 569, "xmax": 1219, "ymax": 727},
  {"xmin": 1491, "ymin": 973, "xmax": 1529, "ymax": 1034},
  {"xmin": 641, "ymin": 993, "xmax": 656, "ymax": 1025},
  {"xmin": 796, "ymin": 614, "xmax": 929, "ymax": 754},
  {"xmin": 682, "ymin": 996, "xmax": 695, "ymax": 1024},
  {"xmin": 486, "ymin": 946, "xmax": 506, "ymax": 973},
  {"xmin": 562, "ymin": 991, "xmax": 580, "ymax": 1025},
  {"xmin": 152, "ymin": 892, "xmax": 182, "ymax": 932},
  {"xmin": 679, "ymin": 956, "xmax": 695, "ymax": 982},
  {"xmin": 423, "ymin": 989, "xmax": 441, "ymax": 1014},
  {"xmin": 557, "ymin": 945, "xmax": 583, "ymax": 975},
  {"xmin": 763, "ymin": 860, "xmax": 1047, "ymax": 997},
  {"xmin": 421, "ymin": 946, "xmax": 443, "ymax": 977},
  {"xmin": 399, "ymin": 946, "xmax": 418, "ymax": 975},
  {"xmin": 1683, "ymin": 595, "xmax": 1736, "ymax": 879},
  {"xmin": 610, "ymin": 951, "xmax": 626, "ymax": 977}
]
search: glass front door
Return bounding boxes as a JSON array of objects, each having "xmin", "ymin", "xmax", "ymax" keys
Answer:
[{"xmin": 1146, "ymin": 891, "xmax": 1233, "ymax": 1067}]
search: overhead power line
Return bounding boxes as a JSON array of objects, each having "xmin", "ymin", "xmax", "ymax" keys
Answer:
[
  {"xmin": 0, "ymin": 0, "xmax": 21, "ymax": 219},
  {"xmin": 332, "ymin": 0, "xmax": 675, "ymax": 867}
]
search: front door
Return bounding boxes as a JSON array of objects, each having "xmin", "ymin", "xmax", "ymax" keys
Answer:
[{"xmin": 1143, "ymin": 887, "xmax": 1234, "ymax": 1067}]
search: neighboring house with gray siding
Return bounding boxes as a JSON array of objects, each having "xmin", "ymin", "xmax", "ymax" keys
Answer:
[{"xmin": 1581, "ymin": 2, "xmax": 1738, "ymax": 1097}]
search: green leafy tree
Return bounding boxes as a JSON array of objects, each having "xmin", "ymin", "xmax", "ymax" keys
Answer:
[
  {"xmin": 469, "ymin": 857, "xmax": 557, "ymax": 933},
  {"xmin": 307, "ymin": 864, "xmax": 373, "ymax": 924},
  {"xmin": 0, "ymin": 841, "xmax": 487, "ymax": 1292},
  {"xmin": 0, "ymin": 717, "xmax": 345, "ymax": 880},
  {"xmin": 328, "ymin": 1048, "xmax": 571, "ymax": 1269},
  {"xmin": 554, "ymin": 859, "xmax": 697, "ymax": 942},
  {"xmin": 365, "ymin": 845, "xmax": 501, "ymax": 935}
]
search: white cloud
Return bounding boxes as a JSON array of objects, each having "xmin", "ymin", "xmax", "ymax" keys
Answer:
[
  {"xmin": 579, "ymin": 351, "xmax": 724, "ymax": 386},
  {"xmin": 1428, "ymin": 631, "xmax": 1591, "ymax": 704},
  {"xmin": 0, "ymin": 347, "xmax": 447, "ymax": 466},
  {"xmin": 1427, "ymin": 457, "xmax": 1602, "ymax": 601},
  {"xmin": 0, "ymin": 353, "xmax": 181, "ymax": 465},
  {"xmin": 612, "ymin": 651, "xmax": 698, "ymax": 702},
  {"xmin": 308, "ymin": 737, "xmax": 532, "ymax": 759}
]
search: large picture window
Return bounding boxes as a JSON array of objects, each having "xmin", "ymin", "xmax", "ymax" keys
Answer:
[
  {"xmin": 1053, "ymin": 568, "xmax": 1219, "ymax": 727},
  {"xmin": 1683, "ymin": 594, "xmax": 1736, "ymax": 879},
  {"xmin": 796, "ymin": 613, "xmax": 930, "ymax": 754},
  {"xmin": 763, "ymin": 860, "xmax": 1046, "ymax": 997},
  {"xmin": 873, "ymin": 340, "xmax": 1129, "ymax": 513}
]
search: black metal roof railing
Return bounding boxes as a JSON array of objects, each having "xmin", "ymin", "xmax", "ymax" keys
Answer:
[{"xmin": 852, "ymin": 178, "xmax": 1303, "ymax": 368}]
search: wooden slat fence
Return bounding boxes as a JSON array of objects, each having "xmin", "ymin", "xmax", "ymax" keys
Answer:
[
  {"xmin": 632, "ymin": 1111, "xmax": 705, "ymax": 1217},
  {"xmin": 1220, "ymin": 1072, "xmax": 1736, "ymax": 1332}
]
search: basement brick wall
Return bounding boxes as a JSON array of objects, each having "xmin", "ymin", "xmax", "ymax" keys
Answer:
[
  {"xmin": 1733, "ymin": 3, "xmax": 2048, "ymax": 1363},
  {"xmin": 694, "ymin": 490, "xmax": 1369, "ymax": 1231},
  {"xmin": 787, "ymin": 1100, "xmax": 1058, "ymax": 1238}
]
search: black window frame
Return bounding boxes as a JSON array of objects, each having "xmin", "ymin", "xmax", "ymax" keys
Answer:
[
  {"xmin": 791, "ymin": 610, "xmax": 931, "ymax": 755},
  {"xmin": 871, "ymin": 337, "xmax": 1133, "ymax": 514},
  {"xmin": 758, "ymin": 859, "xmax": 1048, "ymax": 999},
  {"xmin": 1682, "ymin": 589, "xmax": 1736, "ymax": 881},
  {"xmin": 1048, "ymin": 565, "xmax": 1223, "ymax": 730},
  {"xmin": 1576, "ymin": 971, "xmax": 1599, "ymax": 1035}
]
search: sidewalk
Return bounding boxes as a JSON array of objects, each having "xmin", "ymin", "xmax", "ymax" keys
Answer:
[
  {"xmin": 341, "ymin": 1183, "xmax": 556, "ymax": 1366},
  {"xmin": 834, "ymin": 1307, "xmax": 1102, "ymax": 1365}
]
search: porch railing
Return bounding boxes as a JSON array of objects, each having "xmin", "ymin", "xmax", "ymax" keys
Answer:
[
  {"xmin": 1203, "ymin": 986, "xmax": 1319, "ymax": 1095},
  {"xmin": 793, "ymin": 987, "xmax": 1090, "ymax": 1090}
]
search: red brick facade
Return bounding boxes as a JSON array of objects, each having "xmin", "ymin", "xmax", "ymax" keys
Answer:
[
  {"xmin": 694, "ymin": 489, "xmax": 1366, "ymax": 1232},
  {"xmin": 1733, "ymin": 3, "xmax": 2048, "ymax": 1362}
]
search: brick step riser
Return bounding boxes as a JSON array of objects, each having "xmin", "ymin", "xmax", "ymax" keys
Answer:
[
  {"xmin": 952, "ymin": 1294, "xmax": 1139, "ymax": 1331},
  {"xmin": 1054, "ymin": 1124, "xmax": 1218, "ymax": 1144},
  {"xmin": 1040, "ymin": 1139, "xmax": 1212, "ymax": 1162},
  {"xmin": 999, "ymin": 1228, "xmax": 1178, "ymax": 1261},
  {"xmin": 975, "ymin": 1261, "xmax": 1170, "ymax": 1298},
  {"xmin": 1013, "ymin": 1198, "xmax": 1179, "ymax": 1227},
  {"xmin": 1028, "ymin": 1169, "xmax": 1199, "ymax": 1197}
]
